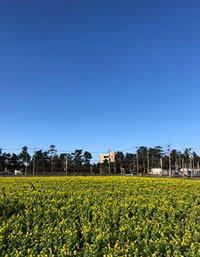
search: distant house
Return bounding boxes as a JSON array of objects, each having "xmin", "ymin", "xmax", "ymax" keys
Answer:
[
  {"xmin": 150, "ymin": 168, "xmax": 168, "ymax": 176},
  {"xmin": 150, "ymin": 168, "xmax": 162, "ymax": 175},
  {"xmin": 180, "ymin": 168, "xmax": 200, "ymax": 176},
  {"xmin": 99, "ymin": 152, "xmax": 115, "ymax": 163}
]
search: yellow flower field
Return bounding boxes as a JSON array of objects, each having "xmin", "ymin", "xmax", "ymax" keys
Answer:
[{"xmin": 1, "ymin": 177, "xmax": 200, "ymax": 256}]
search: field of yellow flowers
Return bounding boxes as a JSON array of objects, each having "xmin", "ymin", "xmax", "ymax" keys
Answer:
[{"xmin": 1, "ymin": 176, "xmax": 200, "ymax": 257}]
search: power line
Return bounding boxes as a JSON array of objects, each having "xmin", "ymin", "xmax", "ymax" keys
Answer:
[{"xmin": 1, "ymin": 145, "xmax": 200, "ymax": 157}]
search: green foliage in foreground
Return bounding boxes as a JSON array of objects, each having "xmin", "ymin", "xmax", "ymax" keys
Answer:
[{"xmin": 1, "ymin": 177, "xmax": 200, "ymax": 256}]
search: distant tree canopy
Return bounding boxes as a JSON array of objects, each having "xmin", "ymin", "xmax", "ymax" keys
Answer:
[{"xmin": 0, "ymin": 145, "xmax": 199, "ymax": 175}]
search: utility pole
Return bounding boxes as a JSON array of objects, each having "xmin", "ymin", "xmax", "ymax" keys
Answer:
[
  {"xmin": 25, "ymin": 154, "xmax": 28, "ymax": 176},
  {"xmin": 189, "ymin": 148, "xmax": 193, "ymax": 178},
  {"xmin": 182, "ymin": 158, "xmax": 184, "ymax": 177},
  {"xmin": 193, "ymin": 156, "xmax": 195, "ymax": 175},
  {"xmin": 65, "ymin": 155, "xmax": 68, "ymax": 176},
  {"xmin": 120, "ymin": 163, "xmax": 123, "ymax": 174},
  {"xmin": 114, "ymin": 161, "xmax": 116, "ymax": 174},
  {"xmin": 136, "ymin": 147, "xmax": 139, "ymax": 175},
  {"xmin": 147, "ymin": 148, "xmax": 150, "ymax": 174},
  {"xmin": 108, "ymin": 149, "xmax": 111, "ymax": 175},
  {"xmin": 160, "ymin": 157, "xmax": 163, "ymax": 176},
  {"xmin": 190, "ymin": 155, "xmax": 193, "ymax": 178},
  {"xmin": 100, "ymin": 162, "xmax": 102, "ymax": 175},
  {"xmin": 33, "ymin": 149, "xmax": 36, "ymax": 176},
  {"xmin": 51, "ymin": 155, "xmax": 54, "ymax": 175},
  {"xmin": 90, "ymin": 165, "xmax": 93, "ymax": 175},
  {"xmin": 175, "ymin": 158, "xmax": 178, "ymax": 175},
  {"xmin": 185, "ymin": 162, "xmax": 187, "ymax": 176},
  {"xmin": 167, "ymin": 144, "xmax": 171, "ymax": 177}
]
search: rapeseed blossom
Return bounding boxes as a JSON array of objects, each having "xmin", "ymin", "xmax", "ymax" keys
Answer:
[{"xmin": 1, "ymin": 177, "xmax": 200, "ymax": 256}]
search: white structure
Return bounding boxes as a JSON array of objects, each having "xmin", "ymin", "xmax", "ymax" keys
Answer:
[
  {"xmin": 180, "ymin": 168, "xmax": 200, "ymax": 176},
  {"xmin": 180, "ymin": 168, "xmax": 190, "ymax": 176},
  {"xmin": 99, "ymin": 152, "xmax": 115, "ymax": 164},
  {"xmin": 150, "ymin": 168, "xmax": 168, "ymax": 176},
  {"xmin": 14, "ymin": 170, "xmax": 22, "ymax": 175},
  {"xmin": 150, "ymin": 168, "xmax": 162, "ymax": 175},
  {"xmin": 193, "ymin": 169, "xmax": 200, "ymax": 175}
]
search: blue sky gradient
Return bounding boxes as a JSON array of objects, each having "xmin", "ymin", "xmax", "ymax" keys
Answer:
[{"xmin": 0, "ymin": 0, "xmax": 200, "ymax": 159}]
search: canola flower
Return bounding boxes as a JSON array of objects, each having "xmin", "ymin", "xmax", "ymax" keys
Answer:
[{"xmin": 1, "ymin": 176, "xmax": 200, "ymax": 256}]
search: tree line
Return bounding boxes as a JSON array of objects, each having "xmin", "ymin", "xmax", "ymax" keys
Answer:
[
  {"xmin": 115, "ymin": 146, "xmax": 200, "ymax": 174},
  {"xmin": 0, "ymin": 145, "xmax": 199, "ymax": 175}
]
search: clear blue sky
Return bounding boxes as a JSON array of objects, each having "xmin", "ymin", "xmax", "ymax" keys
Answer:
[{"xmin": 0, "ymin": 0, "xmax": 200, "ymax": 159}]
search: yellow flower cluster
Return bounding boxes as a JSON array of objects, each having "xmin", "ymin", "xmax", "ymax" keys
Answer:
[{"xmin": 1, "ymin": 176, "xmax": 200, "ymax": 256}]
